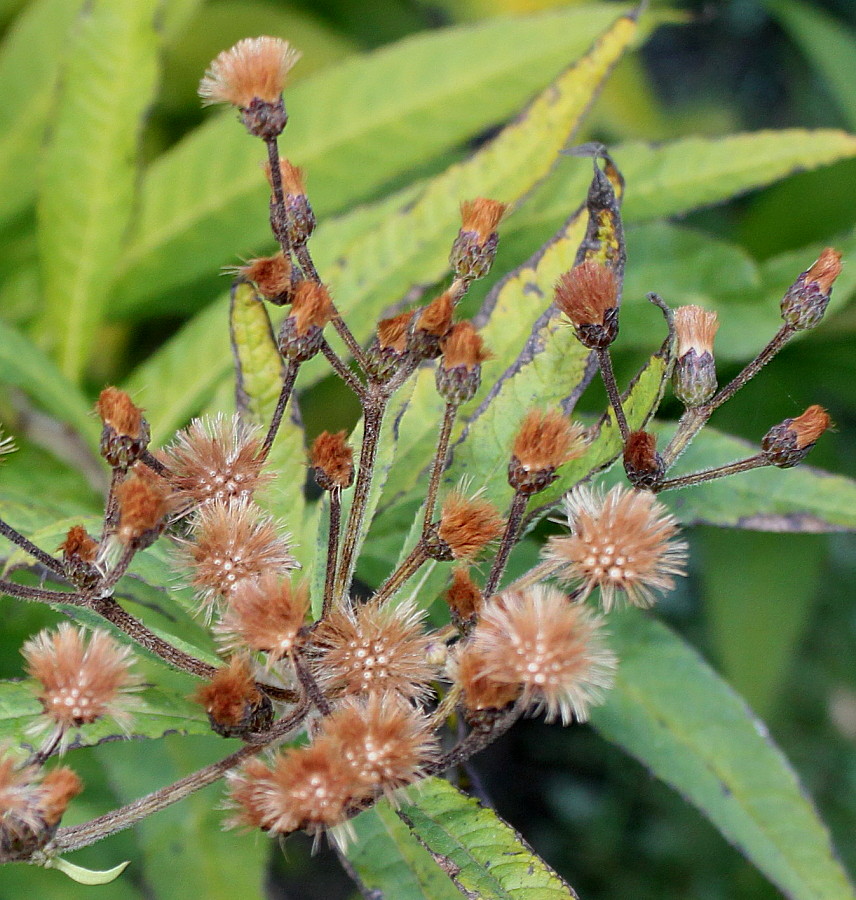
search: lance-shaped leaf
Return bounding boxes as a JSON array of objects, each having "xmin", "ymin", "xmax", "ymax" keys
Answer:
[
  {"xmin": 35, "ymin": 0, "xmax": 161, "ymax": 383},
  {"xmin": 0, "ymin": 680, "xmax": 209, "ymax": 748},
  {"xmin": 657, "ymin": 425, "xmax": 856, "ymax": 531},
  {"xmin": 346, "ymin": 803, "xmax": 463, "ymax": 900},
  {"xmin": 592, "ymin": 608, "xmax": 856, "ymax": 900},
  {"xmin": 397, "ymin": 777, "xmax": 579, "ymax": 899},
  {"xmin": 109, "ymin": 4, "xmax": 633, "ymax": 315}
]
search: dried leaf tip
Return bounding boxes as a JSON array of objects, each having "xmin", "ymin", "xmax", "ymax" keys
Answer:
[
  {"xmin": 429, "ymin": 492, "xmax": 504, "ymax": 560},
  {"xmin": 554, "ymin": 260, "xmax": 620, "ymax": 349},
  {"xmin": 22, "ymin": 624, "xmax": 141, "ymax": 736},
  {"xmin": 199, "ymin": 36, "xmax": 300, "ymax": 108},
  {"xmin": 509, "ymin": 409, "xmax": 587, "ymax": 494},
  {"xmin": 310, "ymin": 430, "xmax": 354, "ymax": 491},
  {"xmin": 546, "ymin": 485, "xmax": 687, "ymax": 612},
  {"xmin": 193, "ymin": 656, "xmax": 272, "ymax": 738},
  {"xmin": 762, "ymin": 404, "xmax": 832, "ymax": 468}
]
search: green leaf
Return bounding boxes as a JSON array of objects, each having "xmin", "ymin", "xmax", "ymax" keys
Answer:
[
  {"xmin": 659, "ymin": 425, "xmax": 856, "ymax": 531},
  {"xmin": 0, "ymin": 680, "xmax": 209, "ymax": 748},
  {"xmin": 110, "ymin": 4, "xmax": 633, "ymax": 315},
  {"xmin": 0, "ymin": 319, "xmax": 100, "ymax": 449},
  {"xmin": 0, "ymin": 0, "xmax": 86, "ymax": 227},
  {"xmin": 44, "ymin": 858, "xmax": 130, "ymax": 886},
  {"xmin": 35, "ymin": 0, "xmax": 161, "ymax": 382},
  {"xmin": 763, "ymin": 0, "xmax": 856, "ymax": 131},
  {"xmin": 397, "ymin": 777, "xmax": 579, "ymax": 899},
  {"xmin": 591, "ymin": 608, "xmax": 856, "ymax": 900},
  {"xmin": 347, "ymin": 802, "xmax": 463, "ymax": 900}
]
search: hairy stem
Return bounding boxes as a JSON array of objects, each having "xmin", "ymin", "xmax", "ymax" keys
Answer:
[
  {"xmin": 320, "ymin": 339, "xmax": 366, "ymax": 401},
  {"xmin": 0, "ymin": 580, "xmax": 83, "ymax": 605},
  {"xmin": 372, "ymin": 542, "xmax": 428, "ymax": 606},
  {"xmin": 321, "ymin": 487, "xmax": 342, "ymax": 619},
  {"xmin": 484, "ymin": 491, "xmax": 529, "ymax": 598},
  {"xmin": 423, "ymin": 403, "xmax": 456, "ymax": 534},
  {"xmin": 259, "ymin": 359, "xmax": 300, "ymax": 463},
  {"xmin": 596, "ymin": 347, "xmax": 630, "ymax": 443},
  {"xmin": 656, "ymin": 454, "xmax": 767, "ymax": 492},
  {"xmin": 0, "ymin": 519, "xmax": 66, "ymax": 578}
]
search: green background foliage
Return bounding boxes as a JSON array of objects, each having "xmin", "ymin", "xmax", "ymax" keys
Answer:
[{"xmin": 1, "ymin": 1, "xmax": 856, "ymax": 898}]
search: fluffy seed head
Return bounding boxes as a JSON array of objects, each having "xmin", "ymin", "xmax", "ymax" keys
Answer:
[
  {"xmin": 317, "ymin": 693, "xmax": 438, "ymax": 798},
  {"xmin": 216, "ymin": 574, "xmax": 309, "ymax": 662},
  {"xmin": 555, "ymin": 260, "xmax": 620, "ymax": 348},
  {"xmin": 434, "ymin": 492, "xmax": 504, "ymax": 560},
  {"xmin": 162, "ymin": 413, "xmax": 271, "ymax": 512},
  {"xmin": 177, "ymin": 497, "xmax": 297, "ymax": 618},
  {"xmin": 96, "ymin": 387, "xmax": 145, "ymax": 439},
  {"xmin": 193, "ymin": 656, "xmax": 272, "ymax": 738},
  {"xmin": 509, "ymin": 409, "xmax": 587, "ymax": 493},
  {"xmin": 225, "ymin": 757, "xmax": 277, "ymax": 831},
  {"xmin": 622, "ymin": 430, "xmax": 664, "ymax": 490},
  {"xmin": 377, "ymin": 312, "xmax": 412, "ymax": 352},
  {"xmin": 22, "ymin": 624, "xmax": 141, "ymax": 734},
  {"xmin": 289, "ymin": 282, "xmax": 333, "ymax": 336},
  {"xmin": 440, "ymin": 322, "xmax": 492, "ymax": 372},
  {"xmin": 546, "ymin": 485, "xmax": 687, "ymax": 612},
  {"xmin": 115, "ymin": 463, "xmax": 174, "ymax": 548},
  {"xmin": 199, "ymin": 36, "xmax": 300, "ymax": 107},
  {"xmin": 459, "ymin": 198, "xmax": 507, "ymax": 241},
  {"xmin": 674, "ymin": 305, "xmax": 719, "ymax": 358},
  {"xmin": 310, "ymin": 430, "xmax": 354, "ymax": 491},
  {"xmin": 310, "ymin": 600, "xmax": 436, "ymax": 703},
  {"xmin": 236, "ymin": 253, "xmax": 292, "ymax": 304},
  {"xmin": 461, "ymin": 585, "xmax": 617, "ymax": 723},
  {"xmin": 444, "ymin": 567, "xmax": 484, "ymax": 631}
]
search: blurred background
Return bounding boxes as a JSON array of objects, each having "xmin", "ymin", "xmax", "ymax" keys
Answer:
[{"xmin": 1, "ymin": 0, "xmax": 855, "ymax": 897}]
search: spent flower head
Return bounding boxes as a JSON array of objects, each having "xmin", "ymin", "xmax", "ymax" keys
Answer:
[{"xmin": 199, "ymin": 36, "xmax": 300, "ymax": 108}]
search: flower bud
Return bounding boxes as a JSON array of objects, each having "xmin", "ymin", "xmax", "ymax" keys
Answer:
[
  {"xmin": 236, "ymin": 252, "xmax": 293, "ymax": 306},
  {"xmin": 366, "ymin": 312, "xmax": 412, "ymax": 382},
  {"xmin": 780, "ymin": 248, "xmax": 842, "ymax": 331},
  {"xmin": 450, "ymin": 198, "xmax": 506, "ymax": 281},
  {"xmin": 444, "ymin": 567, "xmax": 483, "ymax": 633},
  {"xmin": 436, "ymin": 321, "xmax": 491, "ymax": 405},
  {"xmin": 96, "ymin": 387, "xmax": 150, "ymax": 469},
  {"xmin": 761, "ymin": 405, "xmax": 831, "ymax": 468},
  {"xmin": 277, "ymin": 282, "xmax": 333, "ymax": 362},
  {"xmin": 59, "ymin": 525, "xmax": 100, "ymax": 592},
  {"xmin": 265, "ymin": 158, "xmax": 316, "ymax": 247},
  {"xmin": 673, "ymin": 305, "xmax": 719, "ymax": 407},
  {"xmin": 554, "ymin": 259, "xmax": 620, "ymax": 350},
  {"xmin": 508, "ymin": 409, "xmax": 586, "ymax": 495},
  {"xmin": 425, "ymin": 492, "xmax": 504, "ymax": 561},
  {"xmin": 115, "ymin": 464, "xmax": 174, "ymax": 550},
  {"xmin": 622, "ymin": 430, "xmax": 664, "ymax": 490},
  {"xmin": 409, "ymin": 291, "xmax": 454, "ymax": 360},
  {"xmin": 310, "ymin": 430, "xmax": 354, "ymax": 491}
]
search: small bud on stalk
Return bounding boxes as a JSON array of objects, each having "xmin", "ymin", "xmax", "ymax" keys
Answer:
[
  {"xmin": 277, "ymin": 282, "xmax": 333, "ymax": 362},
  {"xmin": 310, "ymin": 431, "xmax": 354, "ymax": 491},
  {"xmin": 673, "ymin": 305, "xmax": 719, "ymax": 407},
  {"xmin": 761, "ymin": 405, "xmax": 831, "ymax": 468},
  {"xmin": 555, "ymin": 259, "xmax": 620, "ymax": 349},
  {"xmin": 265, "ymin": 158, "xmax": 316, "ymax": 247},
  {"xmin": 444, "ymin": 567, "xmax": 484, "ymax": 633},
  {"xmin": 436, "ymin": 321, "xmax": 492, "ymax": 405},
  {"xmin": 450, "ymin": 198, "xmax": 506, "ymax": 281},
  {"xmin": 508, "ymin": 409, "xmax": 587, "ymax": 495},
  {"xmin": 623, "ymin": 430, "xmax": 664, "ymax": 490},
  {"xmin": 59, "ymin": 525, "xmax": 100, "ymax": 592},
  {"xmin": 366, "ymin": 312, "xmax": 412, "ymax": 382},
  {"xmin": 96, "ymin": 387, "xmax": 150, "ymax": 469},
  {"xmin": 235, "ymin": 252, "xmax": 293, "ymax": 306},
  {"xmin": 409, "ymin": 291, "xmax": 454, "ymax": 360},
  {"xmin": 424, "ymin": 492, "xmax": 504, "ymax": 561},
  {"xmin": 115, "ymin": 464, "xmax": 174, "ymax": 550},
  {"xmin": 780, "ymin": 248, "xmax": 842, "ymax": 331}
]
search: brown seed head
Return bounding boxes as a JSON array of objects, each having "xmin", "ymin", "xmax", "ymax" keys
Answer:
[
  {"xmin": 462, "ymin": 585, "xmax": 617, "ymax": 724},
  {"xmin": 451, "ymin": 644, "xmax": 521, "ymax": 714},
  {"xmin": 439, "ymin": 321, "xmax": 492, "ymax": 372},
  {"xmin": 459, "ymin": 198, "xmax": 507, "ymax": 242},
  {"xmin": 622, "ymin": 430, "xmax": 664, "ymax": 490},
  {"xmin": 177, "ymin": 497, "xmax": 298, "ymax": 618},
  {"xmin": 806, "ymin": 248, "xmax": 843, "ymax": 294},
  {"xmin": 762, "ymin": 404, "xmax": 832, "ymax": 467},
  {"xmin": 377, "ymin": 311, "xmax": 413, "ymax": 352},
  {"xmin": 225, "ymin": 757, "xmax": 277, "ymax": 831},
  {"xmin": 236, "ymin": 253, "xmax": 292, "ymax": 304},
  {"xmin": 216, "ymin": 575, "xmax": 309, "ymax": 663},
  {"xmin": 444, "ymin": 567, "xmax": 484, "ymax": 631},
  {"xmin": 193, "ymin": 656, "xmax": 272, "ymax": 737},
  {"xmin": 310, "ymin": 430, "xmax": 354, "ymax": 491},
  {"xmin": 434, "ymin": 492, "xmax": 504, "ymax": 560},
  {"xmin": 317, "ymin": 693, "xmax": 438, "ymax": 798},
  {"xmin": 546, "ymin": 485, "xmax": 687, "ymax": 612},
  {"xmin": 310, "ymin": 600, "xmax": 436, "ymax": 703},
  {"xmin": 162, "ymin": 413, "xmax": 271, "ymax": 512},
  {"xmin": 199, "ymin": 36, "xmax": 300, "ymax": 107},
  {"xmin": 59, "ymin": 526, "xmax": 98, "ymax": 564},
  {"xmin": 789, "ymin": 404, "xmax": 832, "ymax": 448},
  {"xmin": 96, "ymin": 387, "xmax": 145, "ymax": 439},
  {"xmin": 22, "ymin": 624, "xmax": 141, "ymax": 734},
  {"xmin": 511, "ymin": 409, "xmax": 587, "ymax": 475},
  {"xmin": 289, "ymin": 282, "xmax": 334, "ymax": 336},
  {"xmin": 416, "ymin": 292, "xmax": 454, "ymax": 338},
  {"xmin": 674, "ymin": 305, "xmax": 719, "ymax": 358},
  {"xmin": 115, "ymin": 463, "xmax": 174, "ymax": 547},
  {"xmin": 38, "ymin": 767, "xmax": 83, "ymax": 826},
  {"xmin": 555, "ymin": 260, "xmax": 620, "ymax": 348},
  {"xmin": 781, "ymin": 248, "xmax": 843, "ymax": 330}
]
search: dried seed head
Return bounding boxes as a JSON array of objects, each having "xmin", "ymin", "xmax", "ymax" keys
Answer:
[
  {"xmin": 22, "ymin": 624, "xmax": 141, "ymax": 736},
  {"xmin": 310, "ymin": 430, "xmax": 354, "ymax": 491},
  {"xmin": 780, "ymin": 248, "xmax": 842, "ymax": 331},
  {"xmin": 216, "ymin": 574, "xmax": 310, "ymax": 663},
  {"xmin": 310, "ymin": 600, "xmax": 436, "ymax": 703},
  {"xmin": 761, "ymin": 405, "xmax": 832, "ymax": 468},
  {"xmin": 225, "ymin": 757, "xmax": 277, "ymax": 830},
  {"xmin": 115, "ymin": 463, "xmax": 174, "ymax": 549},
  {"xmin": 59, "ymin": 526, "xmax": 100, "ymax": 593},
  {"xmin": 554, "ymin": 260, "xmax": 620, "ymax": 349},
  {"xmin": 162, "ymin": 413, "xmax": 271, "ymax": 512},
  {"xmin": 451, "ymin": 644, "xmax": 521, "ymax": 718},
  {"xmin": 177, "ymin": 497, "xmax": 298, "ymax": 619},
  {"xmin": 317, "ymin": 693, "xmax": 438, "ymax": 799},
  {"xmin": 436, "ymin": 321, "xmax": 492, "ymax": 405},
  {"xmin": 258, "ymin": 738, "xmax": 361, "ymax": 836},
  {"xmin": 96, "ymin": 387, "xmax": 150, "ymax": 469},
  {"xmin": 622, "ymin": 430, "xmax": 664, "ymax": 490},
  {"xmin": 265, "ymin": 157, "xmax": 316, "ymax": 245},
  {"xmin": 367, "ymin": 312, "xmax": 413, "ymax": 381},
  {"xmin": 461, "ymin": 585, "xmax": 617, "ymax": 724},
  {"xmin": 278, "ymin": 282, "xmax": 333, "ymax": 361},
  {"xmin": 673, "ymin": 305, "xmax": 719, "ymax": 407},
  {"xmin": 0, "ymin": 752, "xmax": 82, "ymax": 861},
  {"xmin": 410, "ymin": 292, "xmax": 454, "ymax": 360},
  {"xmin": 546, "ymin": 485, "xmax": 687, "ymax": 612},
  {"xmin": 193, "ymin": 656, "xmax": 273, "ymax": 738},
  {"xmin": 235, "ymin": 253, "xmax": 293, "ymax": 305},
  {"xmin": 199, "ymin": 37, "xmax": 300, "ymax": 137},
  {"xmin": 428, "ymin": 492, "xmax": 504, "ymax": 561},
  {"xmin": 377, "ymin": 312, "xmax": 412, "ymax": 353},
  {"xmin": 450, "ymin": 198, "xmax": 507, "ymax": 281},
  {"xmin": 444, "ymin": 567, "xmax": 484, "ymax": 632},
  {"xmin": 508, "ymin": 409, "xmax": 587, "ymax": 495}
]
